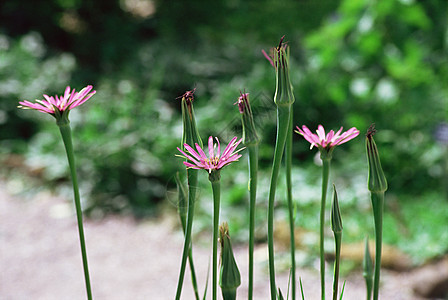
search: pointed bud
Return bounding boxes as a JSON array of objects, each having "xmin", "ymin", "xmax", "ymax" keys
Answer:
[
  {"xmin": 174, "ymin": 172, "xmax": 187, "ymax": 218},
  {"xmin": 273, "ymin": 36, "xmax": 295, "ymax": 107},
  {"xmin": 363, "ymin": 236, "xmax": 373, "ymax": 299},
  {"xmin": 219, "ymin": 222, "xmax": 241, "ymax": 300},
  {"xmin": 179, "ymin": 88, "xmax": 203, "ymax": 150},
  {"xmin": 366, "ymin": 124, "xmax": 388, "ymax": 193},
  {"xmin": 235, "ymin": 92, "xmax": 259, "ymax": 146},
  {"xmin": 277, "ymin": 288, "xmax": 285, "ymax": 300},
  {"xmin": 331, "ymin": 184, "xmax": 343, "ymax": 233}
]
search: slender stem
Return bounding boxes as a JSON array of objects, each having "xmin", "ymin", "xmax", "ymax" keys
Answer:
[
  {"xmin": 371, "ymin": 192, "xmax": 384, "ymax": 300},
  {"xmin": 58, "ymin": 123, "xmax": 92, "ymax": 300},
  {"xmin": 285, "ymin": 105, "xmax": 296, "ymax": 300},
  {"xmin": 320, "ymin": 157, "xmax": 331, "ymax": 300},
  {"xmin": 332, "ymin": 231, "xmax": 342, "ymax": 300},
  {"xmin": 268, "ymin": 104, "xmax": 291, "ymax": 300},
  {"xmin": 175, "ymin": 169, "xmax": 199, "ymax": 300},
  {"xmin": 366, "ymin": 278, "xmax": 372, "ymax": 300},
  {"xmin": 211, "ymin": 180, "xmax": 221, "ymax": 300},
  {"xmin": 179, "ymin": 209, "xmax": 200, "ymax": 300},
  {"xmin": 247, "ymin": 145, "xmax": 259, "ymax": 300}
]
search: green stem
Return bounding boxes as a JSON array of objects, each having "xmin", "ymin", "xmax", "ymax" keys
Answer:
[
  {"xmin": 366, "ymin": 278, "xmax": 372, "ymax": 300},
  {"xmin": 211, "ymin": 180, "xmax": 221, "ymax": 300},
  {"xmin": 371, "ymin": 192, "xmax": 384, "ymax": 300},
  {"xmin": 175, "ymin": 169, "xmax": 199, "ymax": 300},
  {"xmin": 320, "ymin": 157, "xmax": 331, "ymax": 300},
  {"xmin": 268, "ymin": 104, "xmax": 291, "ymax": 300},
  {"xmin": 247, "ymin": 145, "xmax": 259, "ymax": 300},
  {"xmin": 332, "ymin": 231, "xmax": 342, "ymax": 300},
  {"xmin": 179, "ymin": 209, "xmax": 200, "ymax": 300},
  {"xmin": 58, "ymin": 123, "xmax": 92, "ymax": 300},
  {"xmin": 285, "ymin": 106, "xmax": 296, "ymax": 300}
]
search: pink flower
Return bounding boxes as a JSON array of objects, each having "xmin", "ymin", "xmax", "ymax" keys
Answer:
[
  {"xmin": 177, "ymin": 136, "xmax": 244, "ymax": 173},
  {"xmin": 18, "ymin": 85, "xmax": 96, "ymax": 115},
  {"xmin": 295, "ymin": 125, "xmax": 360, "ymax": 151}
]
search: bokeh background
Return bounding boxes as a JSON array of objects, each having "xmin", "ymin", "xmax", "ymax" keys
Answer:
[{"xmin": 1, "ymin": 0, "xmax": 447, "ymax": 269}]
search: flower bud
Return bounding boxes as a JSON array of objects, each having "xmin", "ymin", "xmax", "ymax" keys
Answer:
[
  {"xmin": 363, "ymin": 236, "xmax": 373, "ymax": 299},
  {"xmin": 273, "ymin": 36, "xmax": 295, "ymax": 106},
  {"xmin": 366, "ymin": 124, "xmax": 388, "ymax": 193},
  {"xmin": 219, "ymin": 222, "xmax": 241, "ymax": 300},
  {"xmin": 174, "ymin": 172, "xmax": 187, "ymax": 218},
  {"xmin": 331, "ymin": 184, "xmax": 343, "ymax": 234},
  {"xmin": 235, "ymin": 92, "xmax": 259, "ymax": 146},
  {"xmin": 363, "ymin": 237, "xmax": 374, "ymax": 280},
  {"xmin": 179, "ymin": 88, "xmax": 203, "ymax": 150}
]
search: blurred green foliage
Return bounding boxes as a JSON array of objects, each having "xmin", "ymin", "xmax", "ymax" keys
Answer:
[{"xmin": 1, "ymin": 0, "xmax": 447, "ymax": 259}]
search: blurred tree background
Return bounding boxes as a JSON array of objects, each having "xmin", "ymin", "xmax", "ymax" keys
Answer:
[{"xmin": 1, "ymin": 0, "xmax": 447, "ymax": 263}]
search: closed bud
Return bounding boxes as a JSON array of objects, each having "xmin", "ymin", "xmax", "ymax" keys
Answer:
[
  {"xmin": 273, "ymin": 36, "xmax": 295, "ymax": 106},
  {"xmin": 179, "ymin": 88, "xmax": 203, "ymax": 150},
  {"xmin": 263, "ymin": 36, "xmax": 295, "ymax": 107},
  {"xmin": 363, "ymin": 236, "xmax": 374, "ymax": 300},
  {"xmin": 363, "ymin": 237, "xmax": 374, "ymax": 280},
  {"xmin": 219, "ymin": 222, "xmax": 241, "ymax": 300},
  {"xmin": 331, "ymin": 184, "xmax": 343, "ymax": 234},
  {"xmin": 366, "ymin": 124, "xmax": 388, "ymax": 193},
  {"xmin": 235, "ymin": 92, "xmax": 259, "ymax": 146},
  {"xmin": 174, "ymin": 172, "xmax": 187, "ymax": 218}
]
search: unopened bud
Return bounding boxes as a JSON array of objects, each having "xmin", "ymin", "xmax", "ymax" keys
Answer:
[
  {"xmin": 219, "ymin": 222, "xmax": 241, "ymax": 300},
  {"xmin": 366, "ymin": 124, "xmax": 388, "ymax": 193},
  {"xmin": 273, "ymin": 36, "xmax": 295, "ymax": 106},
  {"xmin": 331, "ymin": 184, "xmax": 343, "ymax": 234},
  {"xmin": 235, "ymin": 92, "xmax": 259, "ymax": 146},
  {"xmin": 179, "ymin": 88, "xmax": 203, "ymax": 150}
]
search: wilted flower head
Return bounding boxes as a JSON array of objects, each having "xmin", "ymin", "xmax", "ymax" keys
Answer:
[
  {"xmin": 234, "ymin": 92, "xmax": 259, "ymax": 145},
  {"xmin": 295, "ymin": 124, "xmax": 359, "ymax": 158},
  {"xmin": 262, "ymin": 36, "xmax": 288, "ymax": 69},
  {"xmin": 177, "ymin": 136, "xmax": 243, "ymax": 180},
  {"xmin": 18, "ymin": 85, "xmax": 96, "ymax": 122},
  {"xmin": 177, "ymin": 88, "xmax": 196, "ymax": 106},
  {"xmin": 178, "ymin": 88, "xmax": 203, "ymax": 149},
  {"xmin": 262, "ymin": 36, "xmax": 295, "ymax": 106},
  {"xmin": 366, "ymin": 124, "xmax": 388, "ymax": 193}
]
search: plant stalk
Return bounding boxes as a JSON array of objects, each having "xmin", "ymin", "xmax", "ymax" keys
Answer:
[
  {"xmin": 211, "ymin": 180, "xmax": 221, "ymax": 300},
  {"xmin": 247, "ymin": 144, "xmax": 258, "ymax": 300},
  {"xmin": 332, "ymin": 231, "xmax": 342, "ymax": 300},
  {"xmin": 58, "ymin": 123, "xmax": 92, "ymax": 300},
  {"xmin": 285, "ymin": 105, "xmax": 296, "ymax": 300},
  {"xmin": 175, "ymin": 169, "xmax": 199, "ymax": 300},
  {"xmin": 371, "ymin": 192, "xmax": 384, "ymax": 300},
  {"xmin": 267, "ymin": 104, "xmax": 291, "ymax": 300},
  {"xmin": 179, "ymin": 207, "xmax": 200, "ymax": 300},
  {"xmin": 320, "ymin": 157, "xmax": 331, "ymax": 300}
]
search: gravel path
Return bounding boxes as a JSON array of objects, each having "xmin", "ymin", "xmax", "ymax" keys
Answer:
[{"xmin": 1, "ymin": 179, "xmax": 424, "ymax": 300}]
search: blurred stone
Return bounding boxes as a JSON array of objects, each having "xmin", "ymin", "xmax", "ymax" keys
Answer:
[
  {"xmin": 411, "ymin": 256, "xmax": 448, "ymax": 299},
  {"xmin": 326, "ymin": 241, "xmax": 412, "ymax": 271}
]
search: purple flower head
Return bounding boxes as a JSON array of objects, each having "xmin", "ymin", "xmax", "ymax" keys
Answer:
[
  {"xmin": 177, "ymin": 136, "xmax": 244, "ymax": 173},
  {"xmin": 18, "ymin": 85, "xmax": 96, "ymax": 118},
  {"xmin": 235, "ymin": 92, "xmax": 250, "ymax": 114},
  {"xmin": 177, "ymin": 88, "xmax": 196, "ymax": 105},
  {"xmin": 295, "ymin": 125, "xmax": 360, "ymax": 155}
]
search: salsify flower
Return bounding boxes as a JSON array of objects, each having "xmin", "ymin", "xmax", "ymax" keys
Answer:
[
  {"xmin": 18, "ymin": 85, "xmax": 96, "ymax": 121},
  {"xmin": 295, "ymin": 124, "xmax": 360, "ymax": 155},
  {"xmin": 177, "ymin": 136, "xmax": 244, "ymax": 174}
]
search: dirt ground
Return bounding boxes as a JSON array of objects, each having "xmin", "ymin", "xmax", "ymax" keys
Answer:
[{"xmin": 0, "ymin": 179, "xmax": 427, "ymax": 300}]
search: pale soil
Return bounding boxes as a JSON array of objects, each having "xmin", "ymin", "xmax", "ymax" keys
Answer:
[{"xmin": 0, "ymin": 179, "xmax": 425, "ymax": 300}]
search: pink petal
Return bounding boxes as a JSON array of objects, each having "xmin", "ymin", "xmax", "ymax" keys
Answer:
[
  {"xmin": 316, "ymin": 125, "xmax": 326, "ymax": 143},
  {"xmin": 177, "ymin": 147, "xmax": 202, "ymax": 167},
  {"xmin": 208, "ymin": 136, "xmax": 214, "ymax": 160}
]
